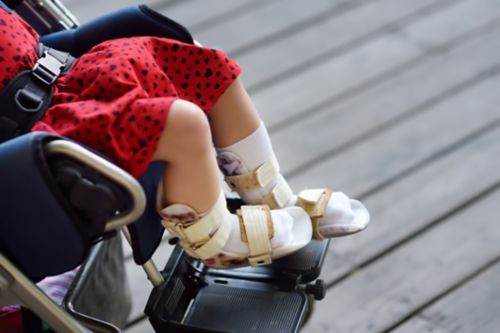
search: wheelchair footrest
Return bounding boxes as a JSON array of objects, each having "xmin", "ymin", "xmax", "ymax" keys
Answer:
[
  {"xmin": 145, "ymin": 239, "xmax": 330, "ymax": 333},
  {"xmin": 184, "ymin": 283, "xmax": 307, "ymax": 333}
]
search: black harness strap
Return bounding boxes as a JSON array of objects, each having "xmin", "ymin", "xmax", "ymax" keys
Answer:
[{"xmin": 0, "ymin": 44, "xmax": 75, "ymax": 143}]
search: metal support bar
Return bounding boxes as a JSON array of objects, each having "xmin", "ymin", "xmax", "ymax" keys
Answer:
[
  {"xmin": 0, "ymin": 254, "xmax": 89, "ymax": 333},
  {"xmin": 121, "ymin": 227, "xmax": 164, "ymax": 287}
]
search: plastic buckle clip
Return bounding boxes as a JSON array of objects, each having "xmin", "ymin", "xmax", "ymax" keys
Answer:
[{"xmin": 32, "ymin": 49, "xmax": 64, "ymax": 85}]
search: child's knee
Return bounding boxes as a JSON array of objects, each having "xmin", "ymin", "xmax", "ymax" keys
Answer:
[
  {"xmin": 155, "ymin": 100, "xmax": 212, "ymax": 160},
  {"xmin": 170, "ymin": 100, "xmax": 211, "ymax": 136}
]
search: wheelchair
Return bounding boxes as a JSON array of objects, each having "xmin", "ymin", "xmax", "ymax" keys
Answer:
[{"xmin": 0, "ymin": 1, "xmax": 331, "ymax": 332}]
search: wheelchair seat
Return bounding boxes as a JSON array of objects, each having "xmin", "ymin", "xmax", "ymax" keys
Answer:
[{"xmin": 0, "ymin": 2, "xmax": 331, "ymax": 332}]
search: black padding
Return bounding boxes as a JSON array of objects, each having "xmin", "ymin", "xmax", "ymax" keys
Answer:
[
  {"xmin": 40, "ymin": 5, "xmax": 193, "ymax": 58},
  {"xmin": 126, "ymin": 161, "xmax": 165, "ymax": 265},
  {"xmin": 184, "ymin": 285, "xmax": 306, "ymax": 332},
  {"xmin": 0, "ymin": 70, "xmax": 54, "ymax": 143},
  {"xmin": 0, "ymin": 132, "xmax": 89, "ymax": 279}
]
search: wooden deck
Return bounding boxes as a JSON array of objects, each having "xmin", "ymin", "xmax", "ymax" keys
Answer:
[{"xmin": 62, "ymin": 0, "xmax": 500, "ymax": 332}]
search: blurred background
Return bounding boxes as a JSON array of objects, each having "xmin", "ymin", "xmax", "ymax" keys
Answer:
[{"xmin": 62, "ymin": 0, "xmax": 500, "ymax": 332}]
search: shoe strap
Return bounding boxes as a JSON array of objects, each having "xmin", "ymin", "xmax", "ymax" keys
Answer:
[
  {"xmin": 259, "ymin": 176, "xmax": 293, "ymax": 208},
  {"xmin": 225, "ymin": 155, "xmax": 279, "ymax": 192},
  {"xmin": 162, "ymin": 191, "xmax": 232, "ymax": 255},
  {"xmin": 296, "ymin": 189, "xmax": 332, "ymax": 240},
  {"xmin": 188, "ymin": 209, "xmax": 232, "ymax": 259},
  {"xmin": 237, "ymin": 205, "xmax": 274, "ymax": 266}
]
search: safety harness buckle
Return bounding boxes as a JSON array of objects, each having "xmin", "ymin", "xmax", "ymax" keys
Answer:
[{"xmin": 32, "ymin": 49, "xmax": 66, "ymax": 85}]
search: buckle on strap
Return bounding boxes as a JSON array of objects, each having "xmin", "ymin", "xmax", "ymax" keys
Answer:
[
  {"xmin": 32, "ymin": 48, "xmax": 66, "ymax": 85},
  {"xmin": 260, "ymin": 176, "xmax": 293, "ymax": 209},
  {"xmin": 225, "ymin": 155, "xmax": 280, "ymax": 192}
]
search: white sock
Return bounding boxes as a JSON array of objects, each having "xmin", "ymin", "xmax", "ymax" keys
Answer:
[
  {"xmin": 216, "ymin": 121, "xmax": 285, "ymax": 204},
  {"xmin": 215, "ymin": 122, "xmax": 364, "ymax": 237}
]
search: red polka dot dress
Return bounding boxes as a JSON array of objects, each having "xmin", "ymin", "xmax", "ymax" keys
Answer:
[{"xmin": 0, "ymin": 8, "xmax": 241, "ymax": 178}]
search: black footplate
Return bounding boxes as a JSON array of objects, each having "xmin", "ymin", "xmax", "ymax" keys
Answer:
[{"xmin": 145, "ymin": 238, "xmax": 330, "ymax": 333}]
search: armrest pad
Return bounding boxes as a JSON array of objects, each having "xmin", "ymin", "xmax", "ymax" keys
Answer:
[{"xmin": 0, "ymin": 133, "xmax": 89, "ymax": 279}]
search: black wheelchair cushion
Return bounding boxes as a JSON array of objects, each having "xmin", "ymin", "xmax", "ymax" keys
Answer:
[
  {"xmin": 0, "ymin": 132, "xmax": 90, "ymax": 279},
  {"xmin": 127, "ymin": 161, "xmax": 166, "ymax": 265},
  {"xmin": 40, "ymin": 5, "xmax": 194, "ymax": 58}
]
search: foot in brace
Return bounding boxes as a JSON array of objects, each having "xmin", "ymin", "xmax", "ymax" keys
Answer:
[
  {"xmin": 158, "ymin": 190, "xmax": 312, "ymax": 268},
  {"xmin": 216, "ymin": 122, "xmax": 370, "ymax": 240}
]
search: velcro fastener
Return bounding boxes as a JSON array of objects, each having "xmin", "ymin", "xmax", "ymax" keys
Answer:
[
  {"xmin": 239, "ymin": 205, "xmax": 273, "ymax": 266},
  {"xmin": 225, "ymin": 156, "xmax": 279, "ymax": 192},
  {"xmin": 260, "ymin": 176, "xmax": 293, "ymax": 208},
  {"xmin": 170, "ymin": 191, "xmax": 227, "ymax": 245},
  {"xmin": 190, "ymin": 202, "xmax": 233, "ymax": 259},
  {"xmin": 296, "ymin": 189, "xmax": 332, "ymax": 240}
]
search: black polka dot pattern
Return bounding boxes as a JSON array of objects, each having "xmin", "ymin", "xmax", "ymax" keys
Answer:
[{"xmin": 0, "ymin": 9, "xmax": 241, "ymax": 177}]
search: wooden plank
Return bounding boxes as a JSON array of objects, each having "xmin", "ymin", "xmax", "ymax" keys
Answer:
[
  {"xmin": 61, "ymin": 0, "xmax": 255, "ymax": 30},
  {"xmin": 61, "ymin": 0, "xmax": 164, "ymax": 23},
  {"xmin": 272, "ymin": 19, "xmax": 500, "ymax": 176},
  {"xmin": 390, "ymin": 316, "xmax": 449, "ymax": 333},
  {"xmin": 252, "ymin": 0, "xmax": 500, "ymax": 130},
  {"xmin": 237, "ymin": 0, "xmax": 442, "ymax": 89},
  {"xmin": 252, "ymin": 32, "xmax": 423, "ymax": 128},
  {"xmin": 289, "ymin": 70, "xmax": 500, "ymax": 195},
  {"xmin": 311, "ymin": 87, "xmax": 500, "ymax": 282},
  {"xmin": 315, "ymin": 122, "xmax": 500, "ymax": 286},
  {"xmin": 156, "ymin": 0, "xmax": 262, "ymax": 33},
  {"xmin": 193, "ymin": 0, "xmax": 361, "ymax": 54},
  {"xmin": 402, "ymin": 0, "xmax": 500, "ymax": 48},
  {"xmin": 302, "ymin": 186, "xmax": 500, "ymax": 333},
  {"xmin": 394, "ymin": 261, "xmax": 500, "ymax": 333},
  {"xmin": 124, "ymin": 319, "xmax": 154, "ymax": 333}
]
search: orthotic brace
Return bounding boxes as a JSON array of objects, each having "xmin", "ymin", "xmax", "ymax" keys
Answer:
[
  {"xmin": 224, "ymin": 155, "xmax": 293, "ymax": 209},
  {"xmin": 161, "ymin": 192, "xmax": 232, "ymax": 260},
  {"xmin": 160, "ymin": 192, "xmax": 276, "ymax": 266},
  {"xmin": 296, "ymin": 189, "xmax": 333, "ymax": 240},
  {"xmin": 237, "ymin": 205, "xmax": 274, "ymax": 266}
]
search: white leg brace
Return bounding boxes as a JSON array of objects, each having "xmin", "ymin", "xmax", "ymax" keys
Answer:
[
  {"xmin": 158, "ymin": 190, "xmax": 310, "ymax": 268},
  {"xmin": 216, "ymin": 121, "xmax": 370, "ymax": 238}
]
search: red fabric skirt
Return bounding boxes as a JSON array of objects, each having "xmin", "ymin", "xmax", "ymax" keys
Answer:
[
  {"xmin": 0, "ymin": 8, "xmax": 241, "ymax": 177},
  {"xmin": 33, "ymin": 37, "xmax": 241, "ymax": 177}
]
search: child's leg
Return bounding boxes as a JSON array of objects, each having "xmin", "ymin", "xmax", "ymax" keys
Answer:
[
  {"xmin": 153, "ymin": 100, "xmax": 312, "ymax": 268},
  {"xmin": 208, "ymin": 78, "xmax": 370, "ymax": 239}
]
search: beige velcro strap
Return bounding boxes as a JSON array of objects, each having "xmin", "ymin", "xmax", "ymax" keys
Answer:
[
  {"xmin": 189, "ymin": 197, "xmax": 233, "ymax": 260},
  {"xmin": 259, "ymin": 176, "xmax": 293, "ymax": 209},
  {"xmin": 164, "ymin": 191, "xmax": 226, "ymax": 246},
  {"xmin": 189, "ymin": 215, "xmax": 232, "ymax": 260},
  {"xmin": 238, "ymin": 205, "xmax": 274, "ymax": 266},
  {"xmin": 296, "ymin": 189, "xmax": 332, "ymax": 240},
  {"xmin": 225, "ymin": 155, "xmax": 279, "ymax": 192}
]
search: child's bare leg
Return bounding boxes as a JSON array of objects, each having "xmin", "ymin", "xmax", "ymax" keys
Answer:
[
  {"xmin": 208, "ymin": 78, "xmax": 370, "ymax": 238},
  {"xmin": 153, "ymin": 99, "xmax": 220, "ymax": 212},
  {"xmin": 208, "ymin": 78, "xmax": 260, "ymax": 147},
  {"xmin": 154, "ymin": 99, "xmax": 311, "ymax": 268}
]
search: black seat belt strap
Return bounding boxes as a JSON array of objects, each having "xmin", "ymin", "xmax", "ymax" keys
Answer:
[{"xmin": 0, "ymin": 44, "xmax": 75, "ymax": 143}]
